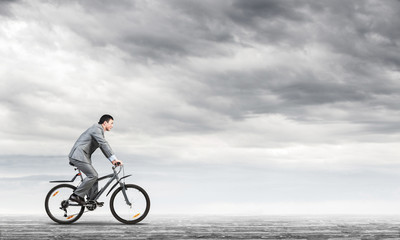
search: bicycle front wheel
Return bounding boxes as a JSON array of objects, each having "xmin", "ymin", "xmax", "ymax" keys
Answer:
[
  {"xmin": 110, "ymin": 184, "xmax": 150, "ymax": 224},
  {"xmin": 44, "ymin": 184, "xmax": 84, "ymax": 224}
]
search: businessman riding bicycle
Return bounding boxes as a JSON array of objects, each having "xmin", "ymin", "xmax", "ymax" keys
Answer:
[{"xmin": 68, "ymin": 114, "xmax": 123, "ymax": 206}]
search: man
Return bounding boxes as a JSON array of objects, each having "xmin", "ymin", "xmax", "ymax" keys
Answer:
[{"xmin": 68, "ymin": 114, "xmax": 123, "ymax": 205}]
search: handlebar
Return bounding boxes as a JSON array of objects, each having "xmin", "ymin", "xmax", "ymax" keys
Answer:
[
  {"xmin": 112, "ymin": 163, "xmax": 123, "ymax": 170},
  {"xmin": 111, "ymin": 160, "xmax": 123, "ymax": 167},
  {"xmin": 111, "ymin": 164, "xmax": 125, "ymax": 178}
]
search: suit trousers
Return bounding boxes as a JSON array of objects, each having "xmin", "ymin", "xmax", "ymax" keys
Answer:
[{"xmin": 69, "ymin": 158, "xmax": 98, "ymax": 200}]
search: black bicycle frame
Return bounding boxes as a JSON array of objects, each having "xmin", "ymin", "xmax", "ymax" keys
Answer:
[{"xmin": 50, "ymin": 166, "xmax": 133, "ymax": 206}]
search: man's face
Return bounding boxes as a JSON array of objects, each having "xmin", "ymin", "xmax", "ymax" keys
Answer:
[{"xmin": 104, "ymin": 119, "xmax": 114, "ymax": 131}]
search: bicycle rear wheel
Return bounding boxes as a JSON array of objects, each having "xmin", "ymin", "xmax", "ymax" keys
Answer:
[
  {"xmin": 110, "ymin": 184, "xmax": 150, "ymax": 224},
  {"xmin": 44, "ymin": 184, "xmax": 84, "ymax": 224}
]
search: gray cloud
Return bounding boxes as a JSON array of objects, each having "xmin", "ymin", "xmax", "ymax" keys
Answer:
[
  {"xmin": 0, "ymin": 0, "xmax": 20, "ymax": 17},
  {"xmin": 0, "ymin": 0, "xmax": 398, "ymax": 140},
  {"xmin": 1, "ymin": 0, "xmax": 399, "ymax": 142}
]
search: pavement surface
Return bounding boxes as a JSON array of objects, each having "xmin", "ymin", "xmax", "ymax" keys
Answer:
[{"xmin": 1, "ymin": 214, "xmax": 400, "ymax": 239}]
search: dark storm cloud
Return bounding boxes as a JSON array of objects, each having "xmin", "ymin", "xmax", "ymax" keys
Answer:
[
  {"xmin": 161, "ymin": 0, "xmax": 400, "ymax": 127},
  {"xmin": 174, "ymin": 62, "xmax": 398, "ymax": 125},
  {"xmin": 230, "ymin": 0, "xmax": 307, "ymax": 21},
  {"xmin": 34, "ymin": 0, "xmax": 239, "ymax": 63},
  {"xmin": 123, "ymin": 1, "xmax": 399, "ymax": 133},
  {"xmin": 7, "ymin": 0, "xmax": 400, "ymax": 66},
  {"xmin": 0, "ymin": 0, "xmax": 19, "ymax": 17},
  {"xmin": 2, "ymin": 0, "xmax": 400, "ymax": 136},
  {"xmin": 312, "ymin": 0, "xmax": 400, "ymax": 70}
]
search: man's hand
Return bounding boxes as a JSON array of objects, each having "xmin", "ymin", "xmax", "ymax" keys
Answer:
[{"xmin": 112, "ymin": 159, "xmax": 123, "ymax": 166}]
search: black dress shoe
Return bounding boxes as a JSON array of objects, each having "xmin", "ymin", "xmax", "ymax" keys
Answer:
[
  {"xmin": 86, "ymin": 199, "xmax": 104, "ymax": 207},
  {"xmin": 69, "ymin": 194, "xmax": 86, "ymax": 205},
  {"xmin": 88, "ymin": 200, "xmax": 104, "ymax": 207}
]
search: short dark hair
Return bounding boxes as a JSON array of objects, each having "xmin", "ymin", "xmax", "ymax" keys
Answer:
[{"xmin": 98, "ymin": 114, "xmax": 114, "ymax": 124}]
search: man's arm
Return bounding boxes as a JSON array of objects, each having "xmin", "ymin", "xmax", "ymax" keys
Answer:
[
  {"xmin": 91, "ymin": 127, "xmax": 115, "ymax": 161},
  {"xmin": 91, "ymin": 125, "xmax": 123, "ymax": 165},
  {"xmin": 109, "ymin": 155, "xmax": 123, "ymax": 165}
]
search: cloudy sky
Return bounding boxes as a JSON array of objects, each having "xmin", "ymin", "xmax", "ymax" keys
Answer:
[{"xmin": 1, "ymin": 0, "xmax": 400, "ymax": 216}]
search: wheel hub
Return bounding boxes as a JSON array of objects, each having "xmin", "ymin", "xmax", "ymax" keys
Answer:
[{"xmin": 60, "ymin": 200, "xmax": 69, "ymax": 209}]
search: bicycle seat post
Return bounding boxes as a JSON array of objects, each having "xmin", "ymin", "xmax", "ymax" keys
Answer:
[{"xmin": 74, "ymin": 168, "xmax": 83, "ymax": 181}]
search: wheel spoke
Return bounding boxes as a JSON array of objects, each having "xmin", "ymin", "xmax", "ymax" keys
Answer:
[
  {"xmin": 110, "ymin": 184, "xmax": 150, "ymax": 224},
  {"xmin": 45, "ymin": 184, "xmax": 85, "ymax": 224}
]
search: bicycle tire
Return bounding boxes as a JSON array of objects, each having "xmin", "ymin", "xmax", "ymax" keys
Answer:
[
  {"xmin": 110, "ymin": 184, "xmax": 150, "ymax": 224},
  {"xmin": 44, "ymin": 184, "xmax": 85, "ymax": 224}
]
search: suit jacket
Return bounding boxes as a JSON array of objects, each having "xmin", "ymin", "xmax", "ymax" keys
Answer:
[{"xmin": 69, "ymin": 124, "xmax": 114, "ymax": 163}]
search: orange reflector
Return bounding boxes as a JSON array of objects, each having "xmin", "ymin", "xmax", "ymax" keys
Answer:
[
  {"xmin": 133, "ymin": 213, "xmax": 140, "ymax": 218},
  {"xmin": 67, "ymin": 215, "xmax": 74, "ymax": 219},
  {"xmin": 52, "ymin": 191, "xmax": 59, "ymax": 197}
]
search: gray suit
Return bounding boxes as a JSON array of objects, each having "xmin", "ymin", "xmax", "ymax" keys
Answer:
[
  {"xmin": 69, "ymin": 124, "xmax": 114, "ymax": 163},
  {"xmin": 69, "ymin": 124, "xmax": 115, "ymax": 199}
]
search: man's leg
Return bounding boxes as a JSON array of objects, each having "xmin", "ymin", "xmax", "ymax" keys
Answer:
[
  {"xmin": 87, "ymin": 179, "xmax": 99, "ymax": 200},
  {"xmin": 70, "ymin": 159, "xmax": 98, "ymax": 200}
]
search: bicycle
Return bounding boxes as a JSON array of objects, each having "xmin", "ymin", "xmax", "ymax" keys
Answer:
[{"xmin": 44, "ymin": 164, "xmax": 150, "ymax": 224}]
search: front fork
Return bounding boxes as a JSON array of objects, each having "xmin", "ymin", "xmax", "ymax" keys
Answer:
[
  {"xmin": 112, "ymin": 166, "xmax": 132, "ymax": 207},
  {"xmin": 119, "ymin": 182, "xmax": 132, "ymax": 207}
]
